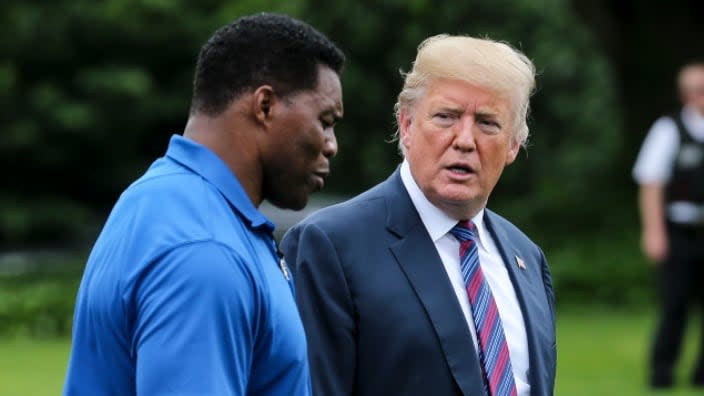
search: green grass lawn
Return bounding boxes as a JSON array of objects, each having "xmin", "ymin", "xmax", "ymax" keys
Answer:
[
  {"xmin": 556, "ymin": 308, "xmax": 701, "ymax": 396},
  {"xmin": 0, "ymin": 308, "xmax": 701, "ymax": 395},
  {"xmin": 0, "ymin": 337, "xmax": 69, "ymax": 396}
]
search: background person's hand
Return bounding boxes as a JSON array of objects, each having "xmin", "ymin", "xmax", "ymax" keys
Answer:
[{"xmin": 642, "ymin": 227, "xmax": 668, "ymax": 264}]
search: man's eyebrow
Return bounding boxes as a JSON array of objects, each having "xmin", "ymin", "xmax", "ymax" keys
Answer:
[
  {"xmin": 432, "ymin": 104, "xmax": 464, "ymax": 113},
  {"xmin": 475, "ymin": 109, "xmax": 501, "ymax": 118}
]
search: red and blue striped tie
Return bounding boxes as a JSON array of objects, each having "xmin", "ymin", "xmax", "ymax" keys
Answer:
[{"xmin": 451, "ymin": 220, "xmax": 518, "ymax": 396}]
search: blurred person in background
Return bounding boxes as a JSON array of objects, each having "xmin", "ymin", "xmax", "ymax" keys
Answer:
[
  {"xmin": 63, "ymin": 13, "xmax": 344, "ymax": 396},
  {"xmin": 281, "ymin": 34, "xmax": 556, "ymax": 396},
  {"xmin": 633, "ymin": 62, "xmax": 704, "ymax": 389}
]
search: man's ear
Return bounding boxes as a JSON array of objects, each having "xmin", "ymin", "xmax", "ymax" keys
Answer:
[
  {"xmin": 398, "ymin": 111, "xmax": 413, "ymax": 151},
  {"xmin": 252, "ymin": 85, "xmax": 275, "ymax": 125},
  {"xmin": 505, "ymin": 138, "xmax": 520, "ymax": 165}
]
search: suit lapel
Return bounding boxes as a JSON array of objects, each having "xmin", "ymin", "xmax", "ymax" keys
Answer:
[
  {"xmin": 484, "ymin": 211, "xmax": 545, "ymax": 396},
  {"xmin": 384, "ymin": 171, "xmax": 485, "ymax": 396},
  {"xmin": 485, "ymin": 213, "xmax": 534, "ymax": 289}
]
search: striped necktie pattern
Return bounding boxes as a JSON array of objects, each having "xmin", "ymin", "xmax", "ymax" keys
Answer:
[{"xmin": 450, "ymin": 220, "xmax": 518, "ymax": 396}]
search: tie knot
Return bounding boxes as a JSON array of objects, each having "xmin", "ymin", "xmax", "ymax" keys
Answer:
[{"xmin": 450, "ymin": 220, "xmax": 478, "ymax": 243}]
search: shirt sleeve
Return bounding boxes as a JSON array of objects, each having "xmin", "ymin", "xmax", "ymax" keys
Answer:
[
  {"xmin": 632, "ymin": 116, "xmax": 680, "ymax": 184},
  {"xmin": 131, "ymin": 241, "xmax": 260, "ymax": 395}
]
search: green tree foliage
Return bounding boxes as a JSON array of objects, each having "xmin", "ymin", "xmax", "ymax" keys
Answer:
[
  {"xmin": 0, "ymin": 0, "xmax": 303, "ymax": 246},
  {"xmin": 2, "ymin": 0, "xmax": 668, "ymax": 311},
  {"xmin": 1, "ymin": 0, "xmax": 623, "ymax": 247}
]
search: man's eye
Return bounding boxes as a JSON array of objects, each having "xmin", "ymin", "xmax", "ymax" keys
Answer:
[
  {"xmin": 433, "ymin": 113, "xmax": 458, "ymax": 125},
  {"xmin": 479, "ymin": 118, "xmax": 500, "ymax": 128}
]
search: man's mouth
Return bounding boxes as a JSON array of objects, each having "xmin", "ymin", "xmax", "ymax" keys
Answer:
[
  {"xmin": 312, "ymin": 171, "xmax": 329, "ymax": 189},
  {"xmin": 447, "ymin": 164, "xmax": 475, "ymax": 175},
  {"xmin": 313, "ymin": 170, "xmax": 329, "ymax": 179}
]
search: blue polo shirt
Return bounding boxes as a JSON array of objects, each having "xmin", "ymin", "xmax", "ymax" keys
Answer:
[{"xmin": 64, "ymin": 135, "xmax": 311, "ymax": 396}]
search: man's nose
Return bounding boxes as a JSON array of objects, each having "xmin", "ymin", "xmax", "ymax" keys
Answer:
[
  {"xmin": 323, "ymin": 129, "xmax": 338, "ymax": 158},
  {"xmin": 453, "ymin": 118, "xmax": 476, "ymax": 152}
]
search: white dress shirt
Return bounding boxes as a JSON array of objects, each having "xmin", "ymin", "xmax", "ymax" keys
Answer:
[
  {"xmin": 632, "ymin": 106, "xmax": 704, "ymax": 223},
  {"xmin": 400, "ymin": 161, "xmax": 530, "ymax": 396}
]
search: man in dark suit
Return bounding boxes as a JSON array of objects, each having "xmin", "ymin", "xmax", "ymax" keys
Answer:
[{"xmin": 281, "ymin": 34, "xmax": 556, "ymax": 396}]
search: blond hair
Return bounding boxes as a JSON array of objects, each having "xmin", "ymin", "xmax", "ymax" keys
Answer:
[{"xmin": 394, "ymin": 34, "xmax": 536, "ymax": 151}]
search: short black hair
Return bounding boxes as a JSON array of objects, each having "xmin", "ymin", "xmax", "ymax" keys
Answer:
[{"xmin": 190, "ymin": 13, "xmax": 345, "ymax": 115}]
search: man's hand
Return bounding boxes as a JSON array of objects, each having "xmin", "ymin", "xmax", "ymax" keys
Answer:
[{"xmin": 642, "ymin": 226, "xmax": 668, "ymax": 264}]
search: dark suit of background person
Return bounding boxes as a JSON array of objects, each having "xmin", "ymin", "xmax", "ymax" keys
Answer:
[
  {"xmin": 633, "ymin": 62, "xmax": 704, "ymax": 389},
  {"xmin": 281, "ymin": 34, "xmax": 556, "ymax": 396}
]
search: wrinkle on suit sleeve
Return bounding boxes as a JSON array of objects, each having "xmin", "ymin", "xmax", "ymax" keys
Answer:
[
  {"xmin": 538, "ymin": 247, "xmax": 555, "ymax": 323},
  {"xmin": 281, "ymin": 223, "xmax": 356, "ymax": 396},
  {"xmin": 538, "ymin": 246, "xmax": 557, "ymax": 393}
]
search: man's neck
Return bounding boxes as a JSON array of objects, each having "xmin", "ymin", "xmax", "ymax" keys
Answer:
[{"xmin": 183, "ymin": 112, "xmax": 263, "ymax": 207}]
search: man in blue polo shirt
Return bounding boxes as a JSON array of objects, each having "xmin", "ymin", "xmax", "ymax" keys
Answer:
[{"xmin": 63, "ymin": 13, "xmax": 344, "ymax": 395}]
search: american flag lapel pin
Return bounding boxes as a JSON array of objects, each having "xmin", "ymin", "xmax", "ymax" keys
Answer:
[{"xmin": 515, "ymin": 255, "xmax": 526, "ymax": 270}]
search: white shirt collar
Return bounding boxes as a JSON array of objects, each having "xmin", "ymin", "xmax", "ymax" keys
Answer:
[
  {"xmin": 682, "ymin": 105, "xmax": 704, "ymax": 134},
  {"xmin": 399, "ymin": 160, "xmax": 490, "ymax": 250}
]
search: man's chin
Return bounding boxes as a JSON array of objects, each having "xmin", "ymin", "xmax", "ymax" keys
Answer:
[{"xmin": 268, "ymin": 194, "xmax": 309, "ymax": 211}]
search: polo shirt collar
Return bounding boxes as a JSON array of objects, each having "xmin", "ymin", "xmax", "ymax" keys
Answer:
[{"xmin": 165, "ymin": 134, "xmax": 275, "ymax": 232}]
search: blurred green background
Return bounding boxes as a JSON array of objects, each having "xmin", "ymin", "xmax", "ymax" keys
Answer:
[{"xmin": 1, "ymin": 0, "xmax": 703, "ymax": 394}]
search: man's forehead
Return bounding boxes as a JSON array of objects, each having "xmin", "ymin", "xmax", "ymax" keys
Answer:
[
  {"xmin": 317, "ymin": 83, "xmax": 343, "ymax": 114},
  {"xmin": 424, "ymin": 88, "xmax": 508, "ymax": 114},
  {"xmin": 292, "ymin": 69, "xmax": 342, "ymax": 108},
  {"xmin": 681, "ymin": 66, "xmax": 704, "ymax": 85}
]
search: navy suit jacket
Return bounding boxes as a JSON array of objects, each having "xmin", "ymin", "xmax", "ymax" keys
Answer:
[{"xmin": 280, "ymin": 170, "xmax": 556, "ymax": 396}]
